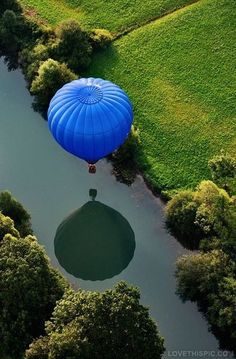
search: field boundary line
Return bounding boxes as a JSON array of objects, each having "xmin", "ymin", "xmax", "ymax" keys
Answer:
[{"xmin": 113, "ymin": 0, "xmax": 202, "ymax": 40}]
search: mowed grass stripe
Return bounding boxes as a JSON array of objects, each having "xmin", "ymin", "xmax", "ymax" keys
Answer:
[
  {"xmin": 88, "ymin": 0, "xmax": 236, "ymax": 191},
  {"xmin": 19, "ymin": 0, "xmax": 194, "ymax": 32}
]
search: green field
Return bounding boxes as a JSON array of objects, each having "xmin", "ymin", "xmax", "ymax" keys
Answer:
[
  {"xmin": 87, "ymin": 0, "xmax": 236, "ymax": 192},
  {"xmin": 19, "ymin": 0, "xmax": 193, "ymax": 32},
  {"xmin": 18, "ymin": 0, "xmax": 236, "ymax": 193}
]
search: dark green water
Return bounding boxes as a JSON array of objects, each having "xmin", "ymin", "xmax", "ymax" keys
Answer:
[{"xmin": 0, "ymin": 60, "xmax": 225, "ymax": 357}]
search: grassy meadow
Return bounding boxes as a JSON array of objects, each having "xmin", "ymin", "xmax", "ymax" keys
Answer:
[
  {"xmin": 19, "ymin": 0, "xmax": 193, "ymax": 32},
  {"xmin": 18, "ymin": 0, "xmax": 236, "ymax": 193},
  {"xmin": 87, "ymin": 0, "xmax": 236, "ymax": 192}
]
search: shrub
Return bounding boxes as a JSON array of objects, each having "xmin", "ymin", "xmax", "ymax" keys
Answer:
[
  {"xmin": 26, "ymin": 282, "xmax": 165, "ymax": 359},
  {"xmin": 30, "ymin": 59, "xmax": 77, "ymax": 117},
  {"xmin": 194, "ymin": 180, "xmax": 231, "ymax": 237},
  {"xmin": 0, "ymin": 191, "xmax": 32, "ymax": 237},
  {"xmin": 90, "ymin": 28, "xmax": 113, "ymax": 50},
  {"xmin": 176, "ymin": 250, "xmax": 233, "ymax": 301},
  {"xmin": 20, "ymin": 43, "xmax": 51, "ymax": 83},
  {"xmin": 165, "ymin": 190, "xmax": 203, "ymax": 249},
  {"xmin": 208, "ymin": 152, "xmax": 236, "ymax": 195},
  {"xmin": 54, "ymin": 20, "xmax": 92, "ymax": 72}
]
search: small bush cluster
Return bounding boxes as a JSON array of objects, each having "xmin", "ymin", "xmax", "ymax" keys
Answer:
[{"xmin": 0, "ymin": 0, "xmax": 112, "ymax": 117}]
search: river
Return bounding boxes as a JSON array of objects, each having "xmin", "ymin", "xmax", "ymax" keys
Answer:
[{"xmin": 0, "ymin": 59, "xmax": 223, "ymax": 357}]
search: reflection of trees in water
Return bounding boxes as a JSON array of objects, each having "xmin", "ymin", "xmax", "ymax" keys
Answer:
[{"xmin": 54, "ymin": 191, "xmax": 135, "ymax": 281}]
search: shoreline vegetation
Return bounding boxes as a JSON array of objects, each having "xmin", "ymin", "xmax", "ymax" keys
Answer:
[{"xmin": 0, "ymin": 0, "xmax": 236, "ymax": 356}]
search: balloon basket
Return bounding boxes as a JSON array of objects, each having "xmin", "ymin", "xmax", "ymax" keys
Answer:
[{"xmin": 88, "ymin": 164, "xmax": 96, "ymax": 174}]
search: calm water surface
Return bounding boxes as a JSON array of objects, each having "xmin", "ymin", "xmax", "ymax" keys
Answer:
[{"xmin": 0, "ymin": 59, "xmax": 222, "ymax": 357}]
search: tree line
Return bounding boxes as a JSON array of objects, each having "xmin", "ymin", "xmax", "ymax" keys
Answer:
[{"xmin": 166, "ymin": 152, "xmax": 236, "ymax": 352}]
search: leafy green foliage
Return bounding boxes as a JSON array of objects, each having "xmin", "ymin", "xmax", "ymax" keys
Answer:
[
  {"xmin": 90, "ymin": 28, "xmax": 113, "ymax": 50},
  {"xmin": 0, "ymin": 212, "xmax": 19, "ymax": 240},
  {"xmin": 208, "ymin": 277, "xmax": 236, "ymax": 344},
  {"xmin": 0, "ymin": 8, "xmax": 45, "ymax": 69},
  {"xmin": 0, "ymin": 10, "xmax": 24, "ymax": 68},
  {"xmin": 30, "ymin": 59, "xmax": 77, "ymax": 116},
  {"xmin": 54, "ymin": 20, "xmax": 92, "ymax": 72},
  {"xmin": 21, "ymin": 43, "xmax": 50, "ymax": 83},
  {"xmin": 0, "ymin": 234, "xmax": 67, "ymax": 358},
  {"xmin": 0, "ymin": 0, "xmax": 22, "ymax": 16},
  {"xmin": 176, "ymin": 250, "xmax": 236, "ymax": 351},
  {"xmin": 26, "ymin": 282, "xmax": 165, "ymax": 359},
  {"xmin": 166, "ymin": 181, "xmax": 233, "ymax": 249},
  {"xmin": 165, "ymin": 190, "xmax": 203, "ymax": 248},
  {"xmin": 194, "ymin": 181, "xmax": 231, "ymax": 237},
  {"xmin": 176, "ymin": 250, "xmax": 234, "ymax": 301},
  {"xmin": 208, "ymin": 153, "xmax": 236, "ymax": 195},
  {"xmin": 0, "ymin": 191, "xmax": 32, "ymax": 237}
]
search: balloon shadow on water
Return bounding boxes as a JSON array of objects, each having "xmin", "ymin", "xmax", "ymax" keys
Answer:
[{"xmin": 54, "ymin": 190, "xmax": 135, "ymax": 281}]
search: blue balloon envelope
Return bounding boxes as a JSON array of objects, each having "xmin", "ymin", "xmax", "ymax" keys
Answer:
[{"xmin": 48, "ymin": 78, "xmax": 133, "ymax": 164}]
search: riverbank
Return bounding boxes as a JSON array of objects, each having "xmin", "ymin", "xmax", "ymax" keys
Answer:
[{"xmin": 0, "ymin": 58, "xmax": 222, "ymax": 356}]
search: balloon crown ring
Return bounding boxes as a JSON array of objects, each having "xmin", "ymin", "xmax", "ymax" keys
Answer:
[{"xmin": 77, "ymin": 85, "xmax": 103, "ymax": 104}]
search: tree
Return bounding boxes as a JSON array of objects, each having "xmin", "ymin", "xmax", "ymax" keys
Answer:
[
  {"xmin": 176, "ymin": 250, "xmax": 234, "ymax": 302},
  {"xmin": 209, "ymin": 152, "xmax": 236, "ymax": 182},
  {"xmin": 0, "ymin": 0, "xmax": 22, "ymax": 15},
  {"xmin": 194, "ymin": 180, "xmax": 231, "ymax": 238},
  {"xmin": 0, "ymin": 10, "xmax": 22, "ymax": 67},
  {"xmin": 0, "ymin": 212, "xmax": 19, "ymax": 240},
  {"xmin": 208, "ymin": 277, "xmax": 236, "ymax": 349},
  {"xmin": 176, "ymin": 251, "xmax": 236, "ymax": 351},
  {"xmin": 0, "ymin": 191, "xmax": 32, "ymax": 237},
  {"xmin": 165, "ymin": 190, "xmax": 203, "ymax": 249},
  {"xmin": 165, "ymin": 181, "xmax": 233, "ymax": 249},
  {"xmin": 0, "ymin": 9, "xmax": 41, "ymax": 70},
  {"xmin": 30, "ymin": 59, "xmax": 77, "ymax": 116},
  {"xmin": 20, "ymin": 43, "xmax": 51, "ymax": 83},
  {"xmin": 26, "ymin": 282, "xmax": 165, "ymax": 359},
  {"xmin": 208, "ymin": 153, "xmax": 236, "ymax": 195},
  {"xmin": 0, "ymin": 234, "xmax": 67, "ymax": 358},
  {"xmin": 54, "ymin": 20, "xmax": 92, "ymax": 72},
  {"xmin": 90, "ymin": 28, "xmax": 113, "ymax": 50}
]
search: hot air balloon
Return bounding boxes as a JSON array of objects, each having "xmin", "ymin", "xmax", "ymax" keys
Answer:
[{"xmin": 48, "ymin": 78, "xmax": 133, "ymax": 173}]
